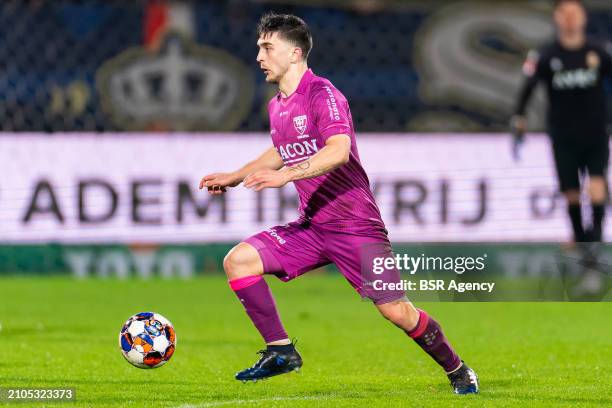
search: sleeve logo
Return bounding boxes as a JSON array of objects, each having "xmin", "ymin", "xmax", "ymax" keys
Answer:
[{"xmin": 522, "ymin": 50, "xmax": 539, "ymax": 77}]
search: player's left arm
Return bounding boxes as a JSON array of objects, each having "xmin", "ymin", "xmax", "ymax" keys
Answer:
[
  {"xmin": 598, "ymin": 42, "xmax": 612, "ymax": 77},
  {"xmin": 243, "ymin": 134, "xmax": 350, "ymax": 191}
]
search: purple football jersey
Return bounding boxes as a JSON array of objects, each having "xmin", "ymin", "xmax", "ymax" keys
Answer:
[{"xmin": 268, "ymin": 69, "xmax": 385, "ymax": 229}]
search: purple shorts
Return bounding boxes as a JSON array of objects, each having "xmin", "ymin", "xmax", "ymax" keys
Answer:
[{"xmin": 244, "ymin": 220, "xmax": 405, "ymax": 304}]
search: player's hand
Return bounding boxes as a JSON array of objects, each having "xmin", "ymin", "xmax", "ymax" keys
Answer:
[
  {"xmin": 510, "ymin": 115, "xmax": 527, "ymax": 162},
  {"xmin": 243, "ymin": 169, "xmax": 291, "ymax": 192},
  {"xmin": 199, "ymin": 172, "xmax": 241, "ymax": 195}
]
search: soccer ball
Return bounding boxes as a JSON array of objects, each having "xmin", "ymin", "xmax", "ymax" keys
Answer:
[{"xmin": 119, "ymin": 312, "xmax": 176, "ymax": 369}]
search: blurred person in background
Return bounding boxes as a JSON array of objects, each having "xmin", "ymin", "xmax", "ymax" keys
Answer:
[{"xmin": 512, "ymin": 0, "xmax": 612, "ymax": 248}]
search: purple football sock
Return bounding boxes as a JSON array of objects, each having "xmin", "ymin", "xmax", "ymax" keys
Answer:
[
  {"xmin": 407, "ymin": 309, "xmax": 462, "ymax": 373},
  {"xmin": 229, "ymin": 275, "xmax": 288, "ymax": 343}
]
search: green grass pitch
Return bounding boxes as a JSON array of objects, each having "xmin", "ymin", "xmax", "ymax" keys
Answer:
[{"xmin": 0, "ymin": 275, "xmax": 610, "ymax": 407}]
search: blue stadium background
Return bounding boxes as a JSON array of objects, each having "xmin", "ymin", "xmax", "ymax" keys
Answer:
[{"xmin": 2, "ymin": 0, "xmax": 611, "ymax": 133}]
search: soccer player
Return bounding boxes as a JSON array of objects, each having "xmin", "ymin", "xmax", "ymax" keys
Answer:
[
  {"xmin": 200, "ymin": 13, "xmax": 479, "ymax": 394},
  {"xmin": 512, "ymin": 0, "xmax": 611, "ymax": 245}
]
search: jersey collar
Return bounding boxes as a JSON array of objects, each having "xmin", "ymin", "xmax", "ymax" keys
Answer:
[
  {"xmin": 277, "ymin": 69, "xmax": 314, "ymax": 101},
  {"xmin": 295, "ymin": 68, "xmax": 314, "ymax": 94}
]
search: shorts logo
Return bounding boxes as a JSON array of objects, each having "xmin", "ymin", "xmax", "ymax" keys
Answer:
[
  {"xmin": 266, "ymin": 228, "xmax": 286, "ymax": 245},
  {"xmin": 293, "ymin": 115, "xmax": 307, "ymax": 135}
]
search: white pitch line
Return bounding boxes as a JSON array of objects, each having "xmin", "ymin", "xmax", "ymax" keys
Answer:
[{"xmin": 175, "ymin": 395, "xmax": 328, "ymax": 408}]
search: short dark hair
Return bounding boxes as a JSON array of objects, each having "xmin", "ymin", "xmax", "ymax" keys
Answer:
[
  {"xmin": 257, "ymin": 12, "xmax": 313, "ymax": 60},
  {"xmin": 554, "ymin": 0, "xmax": 583, "ymax": 9}
]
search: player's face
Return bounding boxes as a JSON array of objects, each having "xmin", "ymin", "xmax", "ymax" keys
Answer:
[
  {"xmin": 256, "ymin": 32, "xmax": 297, "ymax": 83},
  {"xmin": 554, "ymin": 2, "xmax": 587, "ymax": 35}
]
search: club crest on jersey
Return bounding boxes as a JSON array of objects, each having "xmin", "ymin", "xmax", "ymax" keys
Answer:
[
  {"xmin": 293, "ymin": 115, "xmax": 307, "ymax": 135},
  {"xmin": 587, "ymin": 51, "xmax": 600, "ymax": 69}
]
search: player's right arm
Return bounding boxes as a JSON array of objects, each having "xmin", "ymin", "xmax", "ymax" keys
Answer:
[
  {"xmin": 511, "ymin": 49, "xmax": 546, "ymax": 159},
  {"xmin": 512, "ymin": 50, "xmax": 545, "ymax": 128},
  {"xmin": 199, "ymin": 146, "xmax": 284, "ymax": 195}
]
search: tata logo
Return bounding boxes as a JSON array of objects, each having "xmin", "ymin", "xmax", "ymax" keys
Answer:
[
  {"xmin": 293, "ymin": 115, "xmax": 307, "ymax": 135},
  {"xmin": 552, "ymin": 68, "xmax": 597, "ymax": 90},
  {"xmin": 96, "ymin": 32, "xmax": 254, "ymax": 131}
]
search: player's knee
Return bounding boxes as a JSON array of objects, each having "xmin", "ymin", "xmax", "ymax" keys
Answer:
[
  {"xmin": 377, "ymin": 302, "xmax": 405, "ymax": 325},
  {"xmin": 223, "ymin": 249, "xmax": 247, "ymax": 280},
  {"xmin": 589, "ymin": 177, "xmax": 607, "ymax": 203},
  {"xmin": 376, "ymin": 300, "xmax": 419, "ymax": 330},
  {"xmin": 564, "ymin": 189, "xmax": 581, "ymax": 204},
  {"xmin": 223, "ymin": 243, "xmax": 263, "ymax": 280}
]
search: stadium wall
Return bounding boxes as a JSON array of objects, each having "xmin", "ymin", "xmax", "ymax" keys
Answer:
[
  {"xmin": 0, "ymin": 132, "xmax": 581, "ymax": 243},
  {"xmin": 0, "ymin": 133, "xmax": 608, "ymax": 277}
]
